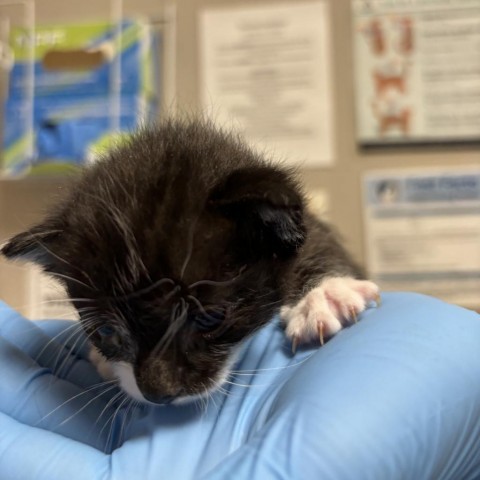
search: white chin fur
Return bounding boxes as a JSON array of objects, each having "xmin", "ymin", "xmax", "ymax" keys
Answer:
[
  {"xmin": 173, "ymin": 346, "xmax": 241, "ymax": 405},
  {"xmin": 90, "ymin": 346, "xmax": 240, "ymax": 406},
  {"xmin": 89, "ymin": 347, "xmax": 150, "ymax": 403},
  {"xmin": 111, "ymin": 362, "xmax": 148, "ymax": 403},
  {"xmin": 173, "ymin": 361, "xmax": 232, "ymax": 405}
]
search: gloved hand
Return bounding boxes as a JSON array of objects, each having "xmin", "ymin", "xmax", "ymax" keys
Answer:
[{"xmin": 1, "ymin": 293, "xmax": 480, "ymax": 480}]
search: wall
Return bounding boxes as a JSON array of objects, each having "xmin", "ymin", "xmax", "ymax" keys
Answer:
[{"xmin": 1, "ymin": 0, "xmax": 478, "ymax": 314}]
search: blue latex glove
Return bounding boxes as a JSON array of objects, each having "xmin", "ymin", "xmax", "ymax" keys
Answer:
[{"xmin": 1, "ymin": 292, "xmax": 480, "ymax": 480}]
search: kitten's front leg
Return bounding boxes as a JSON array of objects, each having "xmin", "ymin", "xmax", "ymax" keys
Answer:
[{"xmin": 280, "ymin": 277, "xmax": 380, "ymax": 352}]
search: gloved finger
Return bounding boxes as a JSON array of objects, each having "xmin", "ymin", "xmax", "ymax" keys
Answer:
[
  {"xmin": 202, "ymin": 293, "xmax": 480, "ymax": 480},
  {"xmin": 37, "ymin": 319, "xmax": 94, "ymax": 360},
  {"xmin": 0, "ymin": 411, "xmax": 109, "ymax": 480},
  {"xmin": 0, "ymin": 335, "xmax": 127, "ymax": 451},
  {"xmin": 0, "ymin": 303, "xmax": 99, "ymax": 388}
]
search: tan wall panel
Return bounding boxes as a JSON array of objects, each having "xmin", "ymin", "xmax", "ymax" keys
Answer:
[{"xmin": 1, "ymin": 0, "xmax": 478, "ymax": 314}]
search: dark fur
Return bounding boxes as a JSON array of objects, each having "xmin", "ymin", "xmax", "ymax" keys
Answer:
[{"xmin": 2, "ymin": 119, "xmax": 363, "ymax": 403}]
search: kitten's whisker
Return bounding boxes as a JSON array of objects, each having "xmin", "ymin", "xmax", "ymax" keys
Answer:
[
  {"xmin": 106, "ymin": 394, "xmax": 130, "ymax": 451},
  {"xmin": 55, "ymin": 330, "xmax": 96, "ymax": 377},
  {"xmin": 23, "ymin": 233, "xmax": 96, "ymax": 289},
  {"xmin": 11, "ymin": 298, "xmax": 93, "ymax": 313},
  {"xmin": 160, "ymin": 309, "xmax": 187, "ymax": 355},
  {"xmin": 81, "ymin": 191, "xmax": 147, "ymax": 292},
  {"xmin": 94, "ymin": 390, "xmax": 124, "ymax": 427},
  {"xmin": 207, "ymin": 386, "xmax": 220, "ymax": 413},
  {"xmin": 57, "ymin": 384, "xmax": 118, "ymax": 427},
  {"xmin": 198, "ymin": 384, "xmax": 208, "ymax": 414},
  {"xmin": 47, "ymin": 271, "xmax": 94, "ymax": 292},
  {"xmin": 48, "ymin": 325, "xmax": 99, "ymax": 382},
  {"xmin": 161, "ymin": 285, "xmax": 182, "ymax": 304},
  {"xmin": 223, "ymin": 379, "xmax": 270, "ymax": 388},
  {"xmin": 151, "ymin": 300, "xmax": 188, "ymax": 357},
  {"xmin": 77, "ymin": 317, "xmax": 100, "ymax": 329},
  {"xmin": 187, "ymin": 294, "xmax": 237, "ymax": 337},
  {"xmin": 75, "ymin": 306, "xmax": 97, "ymax": 314},
  {"xmin": 50, "ymin": 321, "xmax": 97, "ymax": 373},
  {"xmin": 229, "ymin": 353, "xmax": 315, "ymax": 376},
  {"xmin": 225, "ymin": 357, "xmax": 317, "ymax": 388},
  {"xmin": 75, "ymin": 309, "xmax": 98, "ymax": 319},
  {"xmin": 34, "ymin": 319, "xmax": 93, "ymax": 363},
  {"xmin": 188, "ymin": 267, "xmax": 247, "ymax": 290},
  {"xmin": 119, "ymin": 399, "xmax": 136, "ymax": 444},
  {"xmin": 193, "ymin": 394, "xmax": 204, "ymax": 415},
  {"xmin": 186, "ymin": 295, "xmax": 224, "ymax": 323},
  {"xmin": 119, "ymin": 278, "xmax": 176, "ymax": 300},
  {"xmin": 257, "ymin": 300, "xmax": 283, "ymax": 309},
  {"xmin": 125, "ymin": 398, "xmax": 140, "ymax": 440},
  {"xmin": 99, "ymin": 392, "xmax": 127, "ymax": 450},
  {"xmin": 152, "ymin": 303, "xmax": 180, "ymax": 355},
  {"xmin": 247, "ymin": 289, "xmax": 275, "ymax": 299},
  {"xmin": 110, "ymin": 304, "xmax": 129, "ymax": 333},
  {"xmin": 34, "ymin": 380, "xmax": 117, "ymax": 426},
  {"xmin": 216, "ymin": 385, "xmax": 229, "ymax": 397},
  {"xmin": 180, "ymin": 216, "xmax": 199, "ymax": 280}
]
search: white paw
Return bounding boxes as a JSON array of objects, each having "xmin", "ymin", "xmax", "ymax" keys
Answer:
[
  {"xmin": 281, "ymin": 277, "xmax": 380, "ymax": 351},
  {"xmin": 88, "ymin": 346, "xmax": 116, "ymax": 380}
]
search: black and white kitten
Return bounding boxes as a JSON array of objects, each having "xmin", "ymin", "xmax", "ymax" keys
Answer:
[{"xmin": 2, "ymin": 119, "xmax": 379, "ymax": 405}]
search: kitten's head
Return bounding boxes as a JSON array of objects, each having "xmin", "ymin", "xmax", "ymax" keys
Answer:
[{"xmin": 2, "ymin": 120, "xmax": 306, "ymax": 405}]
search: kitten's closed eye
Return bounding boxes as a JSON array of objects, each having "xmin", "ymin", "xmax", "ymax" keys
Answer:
[
  {"xmin": 98, "ymin": 325, "xmax": 116, "ymax": 337},
  {"xmin": 95, "ymin": 325, "xmax": 122, "ymax": 357},
  {"xmin": 190, "ymin": 306, "xmax": 227, "ymax": 333}
]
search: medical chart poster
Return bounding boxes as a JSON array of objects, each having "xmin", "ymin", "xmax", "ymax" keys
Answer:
[
  {"xmin": 363, "ymin": 168, "xmax": 480, "ymax": 308},
  {"xmin": 200, "ymin": 1, "xmax": 335, "ymax": 167},
  {"xmin": 353, "ymin": 0, "xmax": 480, "ymax": 146}
]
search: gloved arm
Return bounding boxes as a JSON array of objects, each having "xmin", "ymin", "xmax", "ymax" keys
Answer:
[{"xmin": 1, "ymin": 293, "xmax": 480, "ymax": 480}]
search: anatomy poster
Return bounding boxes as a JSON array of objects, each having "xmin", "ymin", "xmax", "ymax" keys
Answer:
[{"xmin": 353, "ymin": 0, "xmax": 480, "ymax": 146}]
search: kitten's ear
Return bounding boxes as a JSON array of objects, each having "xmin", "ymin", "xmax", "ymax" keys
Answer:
[
  {"xmin": 1, "ymin": 224, "xmax": 62, "ymax": 267},
  {"xmin": 209, "ymin": 166, "xmax": 306, "ymax": 259}
]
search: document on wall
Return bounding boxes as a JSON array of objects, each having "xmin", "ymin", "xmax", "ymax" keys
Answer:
[
  {"xmin": 199, "ymin": 1, "xmax": 335, "ymax": 167},
  {"xmin": 353, "ymin": 0, "xmax": 480, "ymax": 146},
  {"xmin": 363, "ymin": 168, "xmax": 480, "ymax": 308}
]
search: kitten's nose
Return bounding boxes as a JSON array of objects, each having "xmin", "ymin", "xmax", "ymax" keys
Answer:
[{"xmin": 143, "ymin": 393, "xmax": 175, "ymax": 405}]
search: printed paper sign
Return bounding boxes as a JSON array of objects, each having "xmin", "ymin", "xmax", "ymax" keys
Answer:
[
  {"xmin": 200, "ymin": 1, "xmax": 335, "ymax": 167},
  {"xmin": 363, "ymin": 168, "xmax": 480, "ymax": 308}
]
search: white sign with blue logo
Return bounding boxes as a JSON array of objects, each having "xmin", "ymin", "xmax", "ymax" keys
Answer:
[{"xmin": 363, "ymin": 168, "xmax": 480, "ymax": 308}]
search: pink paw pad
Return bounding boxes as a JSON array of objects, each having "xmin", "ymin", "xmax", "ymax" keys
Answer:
[{"xmin": 280, "ymin": 277, "xmax": 380, "ymax": 352}]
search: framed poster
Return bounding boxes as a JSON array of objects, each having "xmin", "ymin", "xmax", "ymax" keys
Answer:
[
  {"xmin": 353, "ymin": 0, "xmax": 480, "ymax": 147},
  {"xmin": 200, "ymin": 1, "xmax": 335, "ymax": 167},
  {"xmin": 363, "ymin": 167, "xmax": 480, "ymax": 308}
]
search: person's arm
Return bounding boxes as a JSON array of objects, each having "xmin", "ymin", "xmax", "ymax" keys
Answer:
[{"xmin": 1, "ymin": 293, "xmax": 480, "ymax": 480}]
